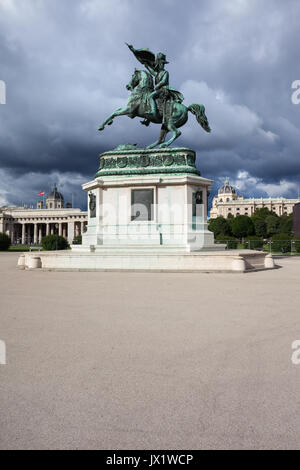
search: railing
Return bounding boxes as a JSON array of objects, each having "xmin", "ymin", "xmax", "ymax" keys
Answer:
[
  {"xmin": 29, "ymin": 246, "xmax": 42, "ymax": 252},
  {"xmin": 216, "ymin": 239, "xmax": 300, "ymax": 254},
  {"xmin": 266, "ymin": 240, "xmax": 300, "ymax": 255}
]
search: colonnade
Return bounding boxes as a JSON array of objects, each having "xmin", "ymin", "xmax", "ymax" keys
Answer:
[{"xmin": 9, "ymin": 221, "xmax": 87, "ymax": 245}]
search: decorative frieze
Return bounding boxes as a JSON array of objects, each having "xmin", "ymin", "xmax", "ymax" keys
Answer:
[{"xmin": 95, "ymin": 147, "xmax": 200, "ymax": 178}]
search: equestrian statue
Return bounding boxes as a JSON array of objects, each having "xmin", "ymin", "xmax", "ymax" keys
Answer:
[{"xmin": 98, "ymin": 44, "xmax": 211, "ymax": 148}]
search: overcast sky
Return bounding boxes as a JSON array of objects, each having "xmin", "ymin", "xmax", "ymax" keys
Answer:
[{"xmin": 0, "ymin": 0, "xmax": 300, "ymax": 209}]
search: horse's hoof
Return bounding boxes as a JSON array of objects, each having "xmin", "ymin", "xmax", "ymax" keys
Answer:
[
  {"xmin": 98, "ymin": 126, "xmax": 104, "ymax": 131},
  {"xmin": 159, "ymin": 143, "xmax": 168, "ymax": 148}
]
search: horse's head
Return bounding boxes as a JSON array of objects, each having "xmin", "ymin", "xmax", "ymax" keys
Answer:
[{"xmin": 126, "ymin": 69, "xmax": 140, "ymax": 91}]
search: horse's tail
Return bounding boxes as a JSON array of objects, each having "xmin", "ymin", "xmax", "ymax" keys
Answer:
[{"xmin": 188, "ymin": 104, "xmax": 211, "ymax": 133}]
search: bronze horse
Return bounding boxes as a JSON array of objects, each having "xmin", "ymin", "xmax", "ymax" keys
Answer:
[{"xmin": 98, "ymin": 69, "xmax": 211, "ymax": 148}]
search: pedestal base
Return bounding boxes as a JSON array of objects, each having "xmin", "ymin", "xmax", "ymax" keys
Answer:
[{"xmin": 20, "ymin": 250, "xmax": 275, "ymax": 273}]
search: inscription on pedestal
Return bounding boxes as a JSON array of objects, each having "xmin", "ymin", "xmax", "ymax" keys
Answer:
[{"xmin": 131, "ymin": 189, "xmax": 154, "ymax": 221}]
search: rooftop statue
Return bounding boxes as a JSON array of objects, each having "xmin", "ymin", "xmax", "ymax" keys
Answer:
[{"xmin": 98, "ymin": 44, "xmax": 211, "ymax": 148}]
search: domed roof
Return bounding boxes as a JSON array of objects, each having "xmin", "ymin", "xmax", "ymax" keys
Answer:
[
  {"xmin": 218, "ymin": 178, "xmax": 236, "ymax": 195},
  {"xmin": 47, "ymin": 184, "xmax": 64, "ymax": 200}
]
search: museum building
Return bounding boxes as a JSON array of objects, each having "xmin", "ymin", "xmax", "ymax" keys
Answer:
[
  {"xmin": 0, "ymin": 184, "xmax": 88, "ymax": 245},
  {"xmin": 210, "ymin": 179, "xmax": 300, "ymax": 219}
]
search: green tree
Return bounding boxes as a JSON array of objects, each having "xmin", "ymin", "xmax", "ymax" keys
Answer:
[
  {"xmin": 254, "ymin": 218, "xmax": 267, "ymax": 238},
  {"xmin": 227, "ymin": 213, "xmax": 234, "ymax": 231},
  {"xmin": 41, "ymin": 235, "xmax": 69, "ymax": 251},
  {"xmin": 208, "ymin": 216, "xmax": 231, "ymax": 237},
  {"xmin": 279, "ymin": 214, "xmax": 293, "ymax": 236},
  {"xmin": 251, "ymin": 207, "xmax": 274, "ymax": 222},
  {"xmin": 266, "ymin": 215, "xmax": 280, "ymax": 237},
  {"xmin": 232, "ymin": 215, "xmax": 254, "ymax": 239},
  {"xmin": 0, "ymin": 233, "xmax": 11, "ymax": 251}
]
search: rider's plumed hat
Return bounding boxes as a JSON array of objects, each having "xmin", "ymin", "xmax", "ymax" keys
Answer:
[{"xmin": 156, "ymin": 52, "xmax": 169, "ymax": 64}]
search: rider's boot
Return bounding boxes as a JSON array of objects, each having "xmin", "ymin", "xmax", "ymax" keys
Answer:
[{"xmin": 140, "ymin": 119, "xmax": 150, "ymax": 126}]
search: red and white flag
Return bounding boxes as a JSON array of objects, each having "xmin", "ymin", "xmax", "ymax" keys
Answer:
[{"xmin": 38, "ymin": 191, "xmax": 45, "ymax": 197}]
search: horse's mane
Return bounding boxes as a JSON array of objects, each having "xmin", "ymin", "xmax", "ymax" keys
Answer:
[{"xmin": 134, "ymin": 69, "xmax": 154, "ymax": 91}]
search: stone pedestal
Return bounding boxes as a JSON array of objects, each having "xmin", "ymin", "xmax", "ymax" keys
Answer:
[{"xmin": 80, "ymin": 147, "xmax": 217, "ymax": 253}]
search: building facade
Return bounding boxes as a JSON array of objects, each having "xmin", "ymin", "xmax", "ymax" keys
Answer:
[
  {"xmin": 0, "ymin": 184, "xmax": 87, "ymax": 245},
  {"xmin": 210, "ymin": 179, "xmax": 300, "ymax": 219}
]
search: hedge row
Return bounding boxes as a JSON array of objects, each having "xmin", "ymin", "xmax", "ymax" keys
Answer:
[{"xmin": 0, "ymin": 233, "xmax": 11, "ymax": 250}]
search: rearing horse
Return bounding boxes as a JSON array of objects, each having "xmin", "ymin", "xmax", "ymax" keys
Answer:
[{"xmin": 98, "ymin": 69, "xmax": 211, "ymax": 148}]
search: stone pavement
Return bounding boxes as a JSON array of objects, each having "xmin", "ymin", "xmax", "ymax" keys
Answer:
[{"xmin": 0, "ymin": 252, "xmax": 300, "ymax": 449}]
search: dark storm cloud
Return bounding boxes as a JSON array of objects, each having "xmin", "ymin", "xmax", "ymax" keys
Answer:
[{"xmin": 0, "ymin": 0, "xmax": 300, "ymax": 207}]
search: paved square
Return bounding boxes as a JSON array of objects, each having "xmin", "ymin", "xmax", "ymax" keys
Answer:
[{"xmin": 0, "ymin": 252, "xmax": 300, "ymax": 449}]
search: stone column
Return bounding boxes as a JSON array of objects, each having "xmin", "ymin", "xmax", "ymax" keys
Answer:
[
  {"xmin": 22, "ymin": 224, "xmax": 26, "ymax": 245},
  {"xmin": 50, "ymin": 225, "xmax": 54, "ymax": 235},
  {"xmin": 81, "ymin": 221, "xmax": 85, "ymax": 234},
  {"xmin": 34, "ymin": 224, "xmax": 38, "ymax": 244},
  {"xmin": 58, "ymin": 223, "xmax": 62, "ymax": 237},
  {"xmin": 46, "ymin": 223, "xmax": 50, "ymax": 236},
  {"xmin": 10, "ymin": 225, "xmax": 14, "ymax": 244},
  {"xmin": 68, "ymin": 222, "xmax": 75, "ymax": 244},
  {"xmin": 38, "ymin": 226, "xmax": 42, "ymax": 244},
  {"xmin": 63, "ymin": 224, "xmax": 67, "ymax": 239}
]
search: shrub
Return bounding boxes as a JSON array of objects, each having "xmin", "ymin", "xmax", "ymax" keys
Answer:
[
  {"xmin": 271, "ymin": 233, "xmax": 292, "ymax": 253},
  {"xmin": 294, "ymin": 236, "xmax": 300, "ymax": 253},
  {"xmin": 243, "ymin": 236, "xmax": 264, "ymax": 250},
  {"xmin": 41, "ymin": 235, "xmax": 69, "ymax": 251},
  {"xmin": 232, "ymin": 215, "xmax": 254, "ymax": 239},
  {"xmin": 0, "ymin": 233, "xmax": 11, "ymax": 251},
  {"xmin": 215, "ymin": 234, "xmax": 238, "ymax": 249},
  {"xmin": 72, "ymin": 235, "xmax": 82, "ymax": 245}
]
